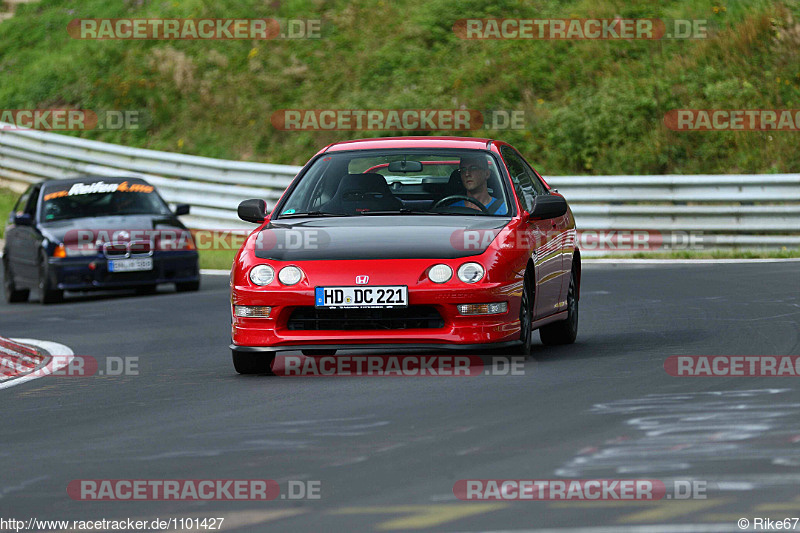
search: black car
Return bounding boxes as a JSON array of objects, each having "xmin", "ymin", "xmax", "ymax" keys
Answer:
[{"xmin": 3, "ymin": 176, "xmax": 200, "ymax": 304}]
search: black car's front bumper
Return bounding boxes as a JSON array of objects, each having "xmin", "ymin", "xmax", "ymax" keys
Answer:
[{"xmin": 47, "ymin": 251, "xmax": 199, "ymax": 291}]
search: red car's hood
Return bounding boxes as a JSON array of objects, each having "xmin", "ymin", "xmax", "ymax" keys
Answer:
[{"xmin": 253, "ymin": 216, "xmax": 509, "ymax": 261}]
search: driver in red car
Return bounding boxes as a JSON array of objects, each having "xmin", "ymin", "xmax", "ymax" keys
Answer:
[{"xmin": 454, "ymin": 155, "xmax": 508, "ymax": 215}]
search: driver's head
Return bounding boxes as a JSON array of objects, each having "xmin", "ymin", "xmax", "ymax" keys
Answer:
[{"xmin": 459, "ymin": 155, "xmax": 490, "ymax": 194}]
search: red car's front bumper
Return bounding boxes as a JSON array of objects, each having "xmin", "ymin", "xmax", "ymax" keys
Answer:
[{"xmin": 231, "ymin": 260, "xmax": 524, "ymax": 353}]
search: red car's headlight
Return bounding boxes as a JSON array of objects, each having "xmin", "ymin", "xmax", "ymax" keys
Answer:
[
  {"xmin": 278, "ymin": 266, "xmax": 304, "ymax": 285},
  {"xmin": 428, "ymin": 264, "xmax": 453, "ymax": 283},
  {"xmin": 457, "ymin": 262, "xmax": 484, "ymax": 283},
  {"xmin": 249, "ymin": 265, "xmax": 275, "ymax": 286}
]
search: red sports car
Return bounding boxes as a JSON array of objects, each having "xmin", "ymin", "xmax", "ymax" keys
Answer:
[{"xmin": 230, "ymin": 137, "xmax": 580, "ymax": 374}]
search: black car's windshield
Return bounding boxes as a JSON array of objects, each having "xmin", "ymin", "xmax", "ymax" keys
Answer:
[
  {"xmin": 40, "ymin": 180, "xmax": 172, "ymax": 222},
  {"xmin": 276, "ymin": 150, "xmax": 511, "ymax": 218}
]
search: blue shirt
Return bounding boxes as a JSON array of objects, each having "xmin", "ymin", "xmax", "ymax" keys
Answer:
[{"xmin": 452, "ymin": 197, "xmax": 508, "ymax": 215}]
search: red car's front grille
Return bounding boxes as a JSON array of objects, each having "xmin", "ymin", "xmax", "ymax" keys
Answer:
[{"xmin": 287, "ymin": 306, "xmax": 444, "ymax": 330}]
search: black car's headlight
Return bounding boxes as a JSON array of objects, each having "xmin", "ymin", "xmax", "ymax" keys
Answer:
[
  {"xmin": 53, "ymin": 244, "xmax": 98, "ymax": 258},
  {"xmin": 67, "ymin": 244, "xmax": 98, "ymax": 257}
]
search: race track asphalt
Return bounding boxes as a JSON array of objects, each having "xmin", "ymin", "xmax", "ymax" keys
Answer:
[{"xmin": 1, "ymin": 261, "xmax": 799, "ymax": 532}]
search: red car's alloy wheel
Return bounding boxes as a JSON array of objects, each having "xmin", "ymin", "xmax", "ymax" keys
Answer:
[
  {"xmin": 540, "ymin": 268, "xmax": 578, "ymax": 346},
  {"xmin": 516, "ymin": 273, "xmax": 533, "ymax": 358}
]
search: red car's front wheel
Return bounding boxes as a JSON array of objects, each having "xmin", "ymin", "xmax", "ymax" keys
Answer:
[
  {"xmin": 540, "ymin": 267, "xmax": 578, "ymax": 345},
  {"xmin": 515, "ymin": 272, "xmax": 533, "ymax": 358}
]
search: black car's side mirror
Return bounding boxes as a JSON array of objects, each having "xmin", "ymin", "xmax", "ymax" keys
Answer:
[
  {"xmin": 174, "ymin": 204, "xmax": 191, "ymax": 216},
  {"xmin": 238, "ymin": 199, "xmax": 268, "ymax": 224},
  {"xmin": 13, "ymin": 213, "xmax": 33, "ymax": 226},
  {"xmin": 527, "ymin": 195, "xmax": 568, "ymax": 221}
]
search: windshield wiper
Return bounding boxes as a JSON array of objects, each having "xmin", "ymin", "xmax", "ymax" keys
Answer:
[
  {"xmin": 360, "ymin": 209, "xmax": 435, "ymax": 215},
  {"xmin": 278, "ymin": 211, "xmax": 351, "ymax": 218}
]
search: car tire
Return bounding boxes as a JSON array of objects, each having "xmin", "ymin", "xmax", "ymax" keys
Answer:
[
  {"xmin": 515, "ymin": 271, "xmax": 533, "ymax": 358},
  {"xmin": 175, "ymin": 280, "xmax": 200, "ymax": 292},
  {"xmin": 539, "ymin": 267, "xmax": 578, "ymax": 346},
  {"xmin": 232, "ymin": 350, "xmax": 276, "ymax": 375},
  {"xmin": 3, "ymin": 256, "xmax": 30, "ymax": 303},
  {"xmin": 38, "ymin": 253, "xmax": 63, "ymax": 305},
  {"xmin": 302, "ymin": 349, "xmax": 337, "ymax": 356}
]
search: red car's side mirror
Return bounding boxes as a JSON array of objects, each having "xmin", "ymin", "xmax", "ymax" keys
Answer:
[
  {"xmin": 527, "ymin": 195, "xmax": 567, "ymax": 221},
  {"xmin": 238, "ymin": 199, "xmax": 268, "ymax": 224}
]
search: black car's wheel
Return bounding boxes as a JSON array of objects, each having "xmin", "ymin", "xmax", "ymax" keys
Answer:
[
  {"xmin": 38, "ymin": 253, "xmax": 63, "ymax": 304},
  {"xmin": 3, "ymin": 256, "xmax": 30, "ymax": 303},
  {"xmin": 232, "ymin": 351, "xmax": 276, "ymax": 375},
  {"xmin": 176, "ymin": 280, "xmax": 200, "ymax": 292},
  {"xmin": 515, "ymin": 271, "xmax": 533, "ymax": 358},
  {"xmin": 302, "ymin": 349, "xmax": 337, "ymax": 356},
  {"xmin": 539, "ymin": 267, "xmax": 578, "ymax": 346}
]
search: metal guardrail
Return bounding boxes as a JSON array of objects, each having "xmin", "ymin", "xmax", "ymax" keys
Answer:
[
  {"xmin": 1, "ymin": 125, "xmax": 799, "ymax": 249},
  {"xmin": 0, "ymin": 124, "xmax": 301, "ymax": 229}
]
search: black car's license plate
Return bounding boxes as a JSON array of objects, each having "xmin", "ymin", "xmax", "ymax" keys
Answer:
[{"xmin": 108, "ymin": 258, "xmax": 153, "ymax": 272}]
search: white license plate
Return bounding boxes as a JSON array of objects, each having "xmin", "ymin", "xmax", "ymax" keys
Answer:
[
  {"xmin": 108, "ymin": 258, "xmax": 153, "ymax": 272},
  {"xmin": 315, "ymin": 286, "xmax": 408, "ymax": 308}
]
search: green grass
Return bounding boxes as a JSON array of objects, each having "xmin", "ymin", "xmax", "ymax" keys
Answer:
[
  {"xmin": 596, "ymin": 248, "xmax": 800, "ymax": 259},
  {"xmin": 0, "ymin": 186, "xmax": 19, "ymax": 238},
  {"xmin": 0, "ymin": 0, "xmax": 799, "ymax": 174},
  {"xmin": 198, "ymin": 249, "xmax": 236, "ymax": 271}
]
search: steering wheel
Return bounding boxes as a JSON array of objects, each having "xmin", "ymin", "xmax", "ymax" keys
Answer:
[{"xmin": 433, "ymin": 195, "xmax": 490, "ymax": 213}]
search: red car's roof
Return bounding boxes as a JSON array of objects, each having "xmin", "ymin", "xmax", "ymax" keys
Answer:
[{"xmin": 323, "ymin": 136, "xmax": 494, "ymax": 152}]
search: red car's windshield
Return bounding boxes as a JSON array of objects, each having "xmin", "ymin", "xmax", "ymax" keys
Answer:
[{"xmin": 276, "ymin": 150, "xmax": 511, "ymax": 217}]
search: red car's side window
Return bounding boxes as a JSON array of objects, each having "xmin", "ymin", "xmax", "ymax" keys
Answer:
[{"xmin": 499, "ymin": 145, "xmax": 536, "ymax": 212}]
